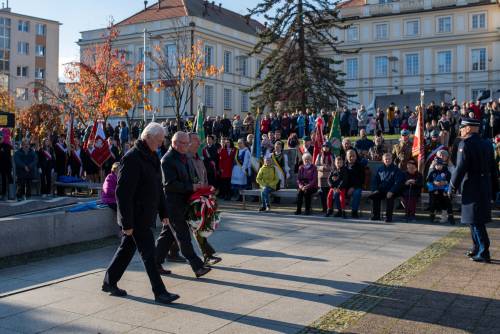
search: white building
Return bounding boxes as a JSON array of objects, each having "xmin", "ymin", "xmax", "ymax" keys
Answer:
[
  {"xmin": 78, "ymin": 0, "xmax": 269, "ymax": 120},
  {"xmin": 331, "ymin": 0, "xmax": 500, "ymax": 107},
  {"xmin": 0, "ymin": 5, "xmax": 60, "ymax": 109}
]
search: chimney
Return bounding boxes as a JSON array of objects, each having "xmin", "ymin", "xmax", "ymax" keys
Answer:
[
  {"xmin": 157, "ymin": 0, "xmax": 161, "ymax": 10},
  {"xmin": 219, "ymin": 3, "xmax": 222, "ymax": 12},
  {"xmin": 212, "ymin": 1, "xmax": 215, "ymax": 8},
  {"xmin": 203, "ymin": 0, "xmax": 208, "ymax": 16}
]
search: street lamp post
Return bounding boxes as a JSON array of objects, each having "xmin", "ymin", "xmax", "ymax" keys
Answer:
[{"xmin": 143, "ymin": 1, "xmax": 148, "ymax": 125}]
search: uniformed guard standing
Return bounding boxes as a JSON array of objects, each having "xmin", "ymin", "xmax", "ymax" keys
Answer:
[{"xmin": 450, "ymin": 118, "xmax": 498, "ymax": 263}]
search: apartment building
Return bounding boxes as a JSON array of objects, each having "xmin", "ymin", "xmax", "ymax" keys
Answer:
[
  {"xmin": 331, "ymin": 0, "xmax": 500, "ymax": 107},
  {"xmin": 0, "ymin": 4, "xmax": 60, "ymax": 109},
  {"xmin": 78, "ymin": 0, "xmax": 269, "ymax": 120}
]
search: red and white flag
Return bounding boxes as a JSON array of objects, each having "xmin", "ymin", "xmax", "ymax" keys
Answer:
[
  {"xmin": 312, "ymin": 117, "xmax": 325, "ymax": 164},
  {"xmin": 89, "ymin": 121, "xmax": 111, "ymax": 167},
  {"xmin": 412, "ymin": 106, "xmax": 425, "ymax": 173},
  {"xmin": 66, "ymin": 112, "xmax": 76, "ymax": 153}
]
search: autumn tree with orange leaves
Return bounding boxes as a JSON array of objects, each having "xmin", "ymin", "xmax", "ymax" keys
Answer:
[
  {"xmin": 17, "ymin": 104, "xmax": 63, "ymax": 145},
  {"xmin": 54, "ymin": 23, "xmax": 146, "ymax": 126},
  {"xmin": 0, "ymin": 88, "xmax": 16, "ymax": 114},
  {"xmin": 150, "ymin": 23, "xmax": 223, "ymax": 127}
]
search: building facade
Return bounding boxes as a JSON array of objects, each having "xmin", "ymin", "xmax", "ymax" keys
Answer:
[
  {"xmin": 332, "ymin": 0, "xmax": 500, "ymax": 108},
  {"xmin": 0, "ymin": 5, "xmax": 60, "ymax": 109},
  {"xmin": 78, "ymin": 0, "xmax": 269, "ymax": 121}
]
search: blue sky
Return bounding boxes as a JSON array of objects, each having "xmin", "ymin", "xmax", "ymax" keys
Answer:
[{"xmin": 9, "ymin": 0, "xmax": 260, "ymax": 80}]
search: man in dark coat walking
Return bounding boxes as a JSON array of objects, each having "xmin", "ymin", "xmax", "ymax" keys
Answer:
[
  {"xmin": 102, "ymin": 122, "xmax": 179, "ymax": 304},
  {"xmin": 155, "ymin": 131, "xmax": 211, "ymax": 278},
  {"xmin": 450, "ymin": 118, "xmax": 498, "ymax": 263},
  {"xmin": 0, "ymin": 132, "xmax": 13, "ymax": 200},
  {"xmin": 13, "ymin": 139, "xmax": 37, "ymax": 201}
]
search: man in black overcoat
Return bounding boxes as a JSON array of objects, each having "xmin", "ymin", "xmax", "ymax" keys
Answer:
[
  {"xmin": 155, "ymin": 131, "xmax": 211, "ymax": 278},
  {"xmin": 102, "ymin": 122, "xmax": 179, "ymax": 304},
  {"xmin": 450, "ymin": 118, "xmax": 498, "ymax": 263}
]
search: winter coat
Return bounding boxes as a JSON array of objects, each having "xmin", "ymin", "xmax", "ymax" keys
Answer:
[
  {"xmin": 345, "ymin": 162, "xmax": 365, "ymax": 189},
  {"xmin": 219, "ymin": 147, "xmax": 236, "ymax": 179},
  {"xmin": 328, "ymin": 166, "xmax": 348, "ymax": 189},
  {"xmin": 14, "ymin": 148, "xmax": 37, "ymax": 179},
  {"xmin": 372, "ymin": 163, "xmax": 404, "ymax": 194},
  {"xmin": 297, "ymin": 164, "xmax": 318, "ymax": 191},
  {"xmin": 101, "ymin": 172, "xmax": 117, "ymax": 205},
  {"xmin": 256, "ymin": 165, "xmax": 279, "ymax": 190},
  {"xmin": 231, "ymin": 147, "xmax": 251, "ymax": 186},
  {"xmin": 315, "ymin": 152, "xmax": 334, "ymax": 188},
  {"xmin": 402, "ymin": 171, "xmax": 423, "ymax": 198}
]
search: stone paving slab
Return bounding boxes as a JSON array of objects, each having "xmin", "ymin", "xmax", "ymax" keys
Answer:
[
  {"xmin": 338, "ymin": 223, "xmax": 500, "ymax": 334},
  {"xmin": 0, "ymin": 210, "xmax": 455, "ymax": 333}
]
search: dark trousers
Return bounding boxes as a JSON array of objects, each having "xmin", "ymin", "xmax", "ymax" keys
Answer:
[
  {"xmin": 219, "ymin": 178, "xmax": 231, "ymax": 200},
  {"xmin": 402, "ymin": 195, "xmax": 418, "ymax": 217},
  {"xmin": 16, "ymin": 177, "xmax": 32, "ymax": 199},
  {"xmin": 104, "ymin": 227, "xmax": 167, "ymax": 296},
  {"xmin": 0, "ymin": 170, "xmax": 10, "ymax": 196},
  {"xmin": 320, "ymin": 187, "xmax": 329, "ymax": 211},
  {"xmin": 196, "ymin": 233, "xmax": 215, "ymax": 258},
  {"xmin": 40, "ymin": 168, "xmax": 52, "ymax": 195},
  {"xmin": 370, "ymin": 191, "xmax": 395, "ymax": 220},
  {"xmin": 471, "ymin": 224, "xmax": 490, "ymax": 259},
  {"xmin": 156, "ymin": 221, "xmax": 204, "ymax": 272},
  {"xmin": 297, "ymin": 188, "xmax": 316, "ymax": 213},
  {"xmin": 429, "ymin": 191, "xmax": 453, "ymax": 215}
]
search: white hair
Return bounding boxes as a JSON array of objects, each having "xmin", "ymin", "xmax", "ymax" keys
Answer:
[
  {"xmin": 302, "ymin": 153, "xmax": 312, "ymax": 161},
  {"xmin": 140, "ymin": 122, "xmax": 165, "ymax": 140}
]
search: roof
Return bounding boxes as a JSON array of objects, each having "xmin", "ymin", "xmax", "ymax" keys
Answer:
[
  {"xmin": 117, "ymin": 0, "xmax": 265, "ymax": 36},
  {"xmin": 338, "ymin": 0, "xmax": 365, "ymax": 8}
]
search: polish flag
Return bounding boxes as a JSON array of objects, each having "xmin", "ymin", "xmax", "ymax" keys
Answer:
[
  {"xmin": 412, "ymin": 106, "xmax": 425, "ymax": 173},
  {"xmin": 90, "ymin": 121, "xmax": 111, "ymax": 167},
  {"xmin": 312, "ymin": 117, "xmax": 325, "ymax": 164}
]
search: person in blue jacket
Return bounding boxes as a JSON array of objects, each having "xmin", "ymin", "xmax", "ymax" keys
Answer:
[
  {"xmin": 427, "ymin": 158, "xmax": 454, "ymax": 225},
  {"xmin": 369, "ymin": 153, "xmax": 404, "ymax": 222}
]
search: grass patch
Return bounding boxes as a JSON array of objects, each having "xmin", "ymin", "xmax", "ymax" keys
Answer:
[
  {"xmin": 0, "ymin": 236, "xmax": 119, "ymax": 270},
  {"xmin": 299, "ymin": 227, "xmax": 468, "ymax": 334}
]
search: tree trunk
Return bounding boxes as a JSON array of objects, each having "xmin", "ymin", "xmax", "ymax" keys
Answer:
[{"xmin": 297, "ymin": 0, "xmax": 306, "ymax": 111}]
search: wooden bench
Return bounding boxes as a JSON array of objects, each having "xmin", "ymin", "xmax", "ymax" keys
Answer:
[
  {"xmin": 240, "ymin": 188, "xmax": 461, "ymax": 211},
  {"xmin": 54, "ymin": 182, "xmax": 103, "ymax": 197}
]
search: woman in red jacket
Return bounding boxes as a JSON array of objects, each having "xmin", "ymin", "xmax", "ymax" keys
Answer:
[
  {"xmin": 260, "ymin": 115, "xmax": 271, "ymax": 135},
  {"xmin": 218, "ymin": 138, "xmax": 236, "ymax": 200}
]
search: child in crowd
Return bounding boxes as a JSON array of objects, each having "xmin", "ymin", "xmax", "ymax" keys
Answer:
[
  {"xmin": 392, "ymin": 112, "xmax": 401, "ymax": 135},
  {"xmin": 101, "ymin": 162, "xmax": 119, "ymax": 211},
  {"xmin": 426, "ymin": 158, "xmax": 455, "ymax": 225},
  {"xmin": 256, "ymin": 157, "xmax": 280, "ymax": 212},
  {"xmin": 326, "ymin": 156, "xmax": 348, "ymax": 218},
  {"xmin": 401, "ymin": 159, "xmax": 423, "ymax": 223}
]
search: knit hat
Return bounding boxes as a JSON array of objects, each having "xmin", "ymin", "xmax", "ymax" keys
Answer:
[
  {"xmin": 431, "ymin": 130, "xmax": 440, "ymax": 138},
  {"xmin": 400, "ymin": 129, "xmax": 410, "ymax": 136}
]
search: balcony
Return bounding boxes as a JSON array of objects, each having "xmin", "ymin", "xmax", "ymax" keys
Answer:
[{"xmin": 339, "ymin": 0, "xmax": 491, "ymax": 18}]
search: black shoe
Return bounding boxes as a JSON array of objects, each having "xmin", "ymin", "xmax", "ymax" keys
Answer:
[
  {"xmin": 157, "ymin": 265, "xmax": 172, "ymax": 275},
  {"xmin": 195, "ymin": 266, "xmax": 212, "ymax": 278},
  {"xmin": 204, "ymin": 256, "xmax": 222, "ymax": 266},
  {"xmin": 352, "ymin": 210, "xmax": 359, "ymax": 219},
  {"xmin": 155, "ymin": 292, "xmax": 180, "ymax": 304},
  {"xmin": 334, "ymin": 210, "xmax": 342, "ymax": 218},
  {"xmin": 471, "ymin": 256, "xmax": 491, "ymax": 263},
  {"xmin": 325, "ymin": 209, "xmax": 333, "ymax": 217},
  {"xmin": 384, "ymin": 218, "xmax": 393, "ymax": 223},
  {"xmin": 294, "ymin": 210, "xmax": 301, "ymax": 215},
  {"xmin": 342, "ymin": 211, "xmax": 347, "ymax": 218},
  {"xmin": 102, "ymin": 283, "xmax": 127, "ymax": 297},
  {"xmin": 167, "ymin": 255, "xmax": 187, "ymax": 263},
  {"xmin": 429, "ymin": 213, "xmax": 436, "ymax": 223},
  {"xmin": 305, "ymin": 209, "xmax": 311, "ymax": 216},
  {"xmin": 448, "ymin": 215, "xmax": 456, "ymax": 225},
  {"xmin": 370, "ymin": 216, "xmax": 381, "ymax": 221},
  {"xmin": 259, "ymin": 207, "xmax": 266, "ymax": 212}
]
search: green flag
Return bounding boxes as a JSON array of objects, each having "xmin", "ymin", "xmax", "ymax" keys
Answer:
[
  {"xmin": 328, "ymin": 111, "xmax": 342, "ymax": 156},
  {"xmin": 195, "ymin": 104, "xmax": 205, "ymax": 156}
]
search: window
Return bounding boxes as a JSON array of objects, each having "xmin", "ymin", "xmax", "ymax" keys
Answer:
[
  {"xmin": 256, "ymin": 59, "xmax": 262, "ymax": 79},
  {"xmin": 204, "ymin": 45, "xmax": 213, "ymax": 67},
  {"xmin": 224, "ymin": 51, "xmax": 232, "ymax": 73},
  {"xmin": 471, "ymin": 48, "xmax": 486, "ymax": 71},
  {"xmin": 238, "ymin": 56, "xmax": 248, "ymax": 76},
  {"xmin": 223, "ymin": 88, "xmax": 232, "ymax": 110},
  {"xmin": 164, "ymin": 43, "xmax": 176, "ymax": 68},
  {"xmin": 138, "ymin": 46, "xmax": 152, "ymax": 70},
  {"xmin": 374, "ymin": 23, "xmax": 389, "ymax": 40},
  {"xmin": 374, "ymin": 56, "xmax": 388, "ymax": 77},
  {"xmin": 346, "ymin": 26, "xmax": 359, "ymax": 42},
  {"xmin": 16, "ymin": 66, "xmax": 28, "ymax": 77},
  {"xmin": 345, "ymin": 58, "xmax": 358, "ymax": 79},
  {"xmin": 36, "ymin": 23, "xmax": 46, "ymax": 36},
  {"xmin": 405, "ymin": 54, "xmax": 419, "ymax": 76},
  {"xmin": 471, "ymin": 13, "xmax": 486, "ymax": 30},
  {"xmin": 35, "ymin": 44, "xmax": 45, "ymax": 57},
  {"xmin": 17, "ymin": 41, "xmax": 29, "ymax": 55},
  {"xmin": 35, "ymin": 68, "xmax": 45, "ymax": 79},
  {"xmin": 405, "ymin": 20, "xmax": 419, "ymax": 36},
  {"xmin": 0, "ymin": 17, "xmax": 10, "ymax": 52},
  {"xmin": 437, "ymin": 51, "xmax": 452, "ymax": 73},
  {"xmin": 17, "ymin": 20, "xmax": 29, "ymax": 32},
  {"xmin": 437, "ymin": 16, "xmax": 452, "ymax": 33},
  {"xmin": 241, "ymin": 91, "xmax": 249, "ymax": 112},
  {"xmin": 204, "ymin": 84, "xmax": 214, "ymax": 108},
  {"xmin": 163, "ymin": 88, "xmax": 175, "ymax": 107},
  {"xmin": 471, "ymin": 89, "xmax": 486, "ymax": 101},
  {"xmin": 15, "ymin": 88, "xmax": 28, "ymax": 100}
]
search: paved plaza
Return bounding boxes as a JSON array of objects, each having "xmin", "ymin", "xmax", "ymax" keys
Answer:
[{"xmin": 0, "ymin": 210, "xmax": 459, "ymax": 333}]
